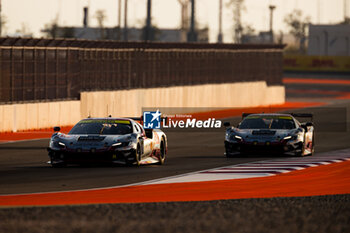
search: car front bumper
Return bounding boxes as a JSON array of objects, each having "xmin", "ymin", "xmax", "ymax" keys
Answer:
[
  {"xmin": 48, "ymin": 147, "xmax": 136, "ymax": 164},
  {"xmin": 224, "ymin": 139, "xmax": 303, "ymax": 155}
]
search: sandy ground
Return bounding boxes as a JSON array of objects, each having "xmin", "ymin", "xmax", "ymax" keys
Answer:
[{"xmin": 0, "ymin": 194, "xmax": 349, "ymax": 233}]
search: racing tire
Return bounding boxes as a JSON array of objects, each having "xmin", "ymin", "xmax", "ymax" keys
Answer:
[
  {"xmin": 295, "ymin": 137, "xmax": 306, "ymax": 157},
  {"xmin": 295, "ymin": 150, "xmax": 304, "ymax": 157},
  {"xmin": 49, "ymin": 152, "xmax": 67, "ymax": 168},
  {"xmin": 225, "ymin": 147, "xmax": 237, "ymax": 158},
  {"xmin": 309, "ymin": 135, "xmax": 315, "ymax": 156},
  {"xmin": 134, "ymin": 143, "xmax": 142, "ymax": 166},
  {"xmin": 158, "ymin": 139, "xmax": 166, "ymax": 165},
  {"xmin": 225, "ymin": 149, "xmax": 233, "ymax": 158}
]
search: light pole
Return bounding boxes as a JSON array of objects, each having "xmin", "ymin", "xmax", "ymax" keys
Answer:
[
  {"xmin": 118, "ymin": 0, "xmax": 122, "ymax": 39},
  {"xmin": 144, "ymin": 0, "xmax": 152, "ymax": 41},
  {"xmin": 178, "ymin": 0, "xmax": 190, "ymax": 42},
  {"xmin": 118, "ymin": 0, "xmax": 122, "ymax": 28},
  {"xmin": 269, "ymin": 5, "xmax": 276, "ymax": 43},
  {"xmin": 187, "ymin": 0, "xmax": 197, "ymax": 42},
  {"xmin": 83, "ymin": 7, "xmax": 88, "ymax": 27},
  {"xmin": 345, "ymin": 0, "xmax": 348, "ymax": 21},
  {"xmin": 123, "ymin": 0, "xmax": 128, "ymax": 41},
  {"xmin": 317, "ymin": 0, "xmax": 321, "ymax": 24},
  {"xmin": 0, "ymin": 0, "xmax": 2, "ymax": 37},
  {"xmin": 217, "ymin": 0, "xmax": 223, "ymax": 43}
]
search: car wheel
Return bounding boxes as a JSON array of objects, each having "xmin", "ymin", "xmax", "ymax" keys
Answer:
[
  {"xmin": 125, "ymin": 143, "xmax": 141, "ymax": 166},
  {"xmin": 295, "ymin": 139, "xmax": 306, "ymax": 157},
  {"xmin": 309, "ymin": 135, "xmax": 315, "ymax": 156},
  {"xmin": 158, "ymin": 139, "xmax": 166, "ymax": 165},
  {"xmin": 225, "ymin": 149, "xmax": 232, "ymax": 158},
  {"xmin": 125, "ymin": 143, "xmax": 142, "ymax": 166},
  {"xmin": 225, "ymin": 147, "xmax": 236, "ymax": 158},
  {"xmin": 135, "ymin": 143, "xmax": 142, "ymax": 166},
  {"xmin": 49, "ymin": 152, "xmax": 66, "ymax": 168}
]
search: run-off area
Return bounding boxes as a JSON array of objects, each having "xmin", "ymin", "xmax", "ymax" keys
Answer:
[{"xmin": 0, "ymin": 194, "xmax": 349, "ymax": 233}]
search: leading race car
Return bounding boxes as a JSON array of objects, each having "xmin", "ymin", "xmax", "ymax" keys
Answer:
[
  {"xmin": 224, "ymin": 113, "xmax": 314, "ymax": 157},
  {"xmin": 47, "ymin": 117, "xmax": 167, "ymax": 167}
]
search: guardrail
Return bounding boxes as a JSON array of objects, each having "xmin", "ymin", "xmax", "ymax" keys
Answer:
[{"xmin": 0, "ymin": 38, "xmax": 284, "ymax": 103}]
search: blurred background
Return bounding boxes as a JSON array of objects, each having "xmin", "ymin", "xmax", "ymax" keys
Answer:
[
  {"xmin": 2, "ymin": 0, "xmax": 349, "ymax": 68},
  {"xmin": 1, "ymin": 0, "xmax": 349, "ymax": 64},
  {"xmin": 0, "ymin": 0, "xmax": 349, "ymax": 131},
  {"xmin": 0, "ymin": 0, "xmax": 348, "ymax": 45}
]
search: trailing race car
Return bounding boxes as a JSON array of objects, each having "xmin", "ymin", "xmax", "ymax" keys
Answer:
[
  {"xmin": 224, "ymin": 113, "xmax": 314, "ymax": 157},
  {"xmin": 47, "ymin": 117, "xmax": 167, "ymax": 167}
]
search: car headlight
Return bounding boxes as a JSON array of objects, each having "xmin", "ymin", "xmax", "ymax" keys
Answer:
[
  {"xmin": 112, "ymin": 141, "xmax": 131, "ymax": 147},
  {"xmin": 297, "ymin": 133, "xmax": 304, "ymax": 141},
  {"xmin": 283, "ymin": 133, "xmax": 303, "ymax": 141},
  {"xmin": 50, "ymin": 140, "xmax": 66, "ymax": 149},
  {"xmin": 228, "ymin": 134, "xmax": 242, "ymax": 141},
  {"xmin": 112, "ymin": 142, "xmax": 122, "ymax": 147},
  {"xmin": 58, "ymin": 142, "xmax": 66, "ymax": 148}
]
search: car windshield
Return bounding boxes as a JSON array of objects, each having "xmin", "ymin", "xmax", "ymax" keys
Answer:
[
  {"xmin": 238, "ymin": 116, "xmax": 295, "ymax": 130},
  {"xmin": 68, "ymin": 120, "xmax": 133, "ymax": 135}
]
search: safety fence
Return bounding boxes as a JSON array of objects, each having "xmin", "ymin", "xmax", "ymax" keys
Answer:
[{"xmin": 0, "ymin": 38, "xmax": 284, "ymax": 103}]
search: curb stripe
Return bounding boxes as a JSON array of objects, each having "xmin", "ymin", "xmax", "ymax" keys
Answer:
[
  {"xmin": 201, "ymin": 171, "xmax": 284, "ymax": 174},
  {"xmin": 283, "ymin": 78, "xmax": 350, "ymax": 85},
  {"xmin": 220, "ymin": 167, "xmax": 298, "ymax": 171},
  {"xmin": 1, "ymin": 154, "xmax": 350, "ymax": 206},
  {"xmin": 147, "ymin": 155, "xmax": 350, "ymax": 184}
]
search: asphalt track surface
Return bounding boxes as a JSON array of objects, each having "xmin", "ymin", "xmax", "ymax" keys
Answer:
[{"xmin": 0, "ymin": 73, "xmax": 350, "ymax": 195}]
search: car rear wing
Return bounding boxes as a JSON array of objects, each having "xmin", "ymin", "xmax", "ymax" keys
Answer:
[
  {"xmin": 242, "ymin": 113, "xmax": 254, "ymax": 119},
  {"xmin": 128, "ymin": 117, "xmax": 143, "ymax": 122},
  {"xmin": 242, "ymin": 112, "xmax": 313, "ymax": 121},
  {"xmin": 290, "ymin": 113, "xmax": 313, "ymax": 121},
  {"xmin": 127, "ymin": 116, "xmax": 168, "ymax": 123}
]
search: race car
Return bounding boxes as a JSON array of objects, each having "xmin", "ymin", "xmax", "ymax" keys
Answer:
[
  {"xmin": 47, "ymin": 117, "xmax": 167, "ymax": 167},
  {"xmin": 224, "ymin": 113, "xmax": 314, "ymax": 157}
]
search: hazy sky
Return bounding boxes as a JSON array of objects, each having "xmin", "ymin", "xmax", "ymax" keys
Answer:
[{"xmin": 2, "ymin": 0, "xmax": 348, "ymax": 42}]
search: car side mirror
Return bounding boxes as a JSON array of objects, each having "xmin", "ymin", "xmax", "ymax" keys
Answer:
[
  {"xmin": 305, "ymin": 122, "xmax": 313, "ymax": 127},
  {"xmin": 224, "ymin": 122, "xmax": 231, "ymax": 127},
  {"xmin": 53, "ymin": 126, "xmax": 61, "ymax": 132},
  {"xmin": 145, "ymin": 129, "xmax": 153, "ymax": 139}
]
